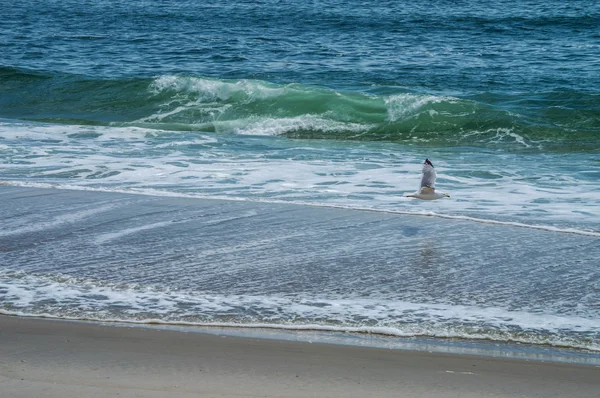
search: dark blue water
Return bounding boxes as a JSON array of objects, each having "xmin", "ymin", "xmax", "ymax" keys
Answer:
[{"xmin": 3, "ymin": 0, "xmax": 600, "ymax": 91}]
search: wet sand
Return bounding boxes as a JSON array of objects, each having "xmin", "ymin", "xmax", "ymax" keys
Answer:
[{"xmin": 1, "ymin": 315, "xmax": 599, "ymax": 398}]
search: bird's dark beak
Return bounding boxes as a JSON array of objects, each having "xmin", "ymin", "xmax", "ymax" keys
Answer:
[{"xmin": 445, "ymin": 194, "xmax": 451, "ymax": 198}]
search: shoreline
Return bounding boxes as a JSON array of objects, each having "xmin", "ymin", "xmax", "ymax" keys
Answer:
[
  {"xmin": 3, "ymin": 313, "xmax": 599, "ymax": 367},
  {"xmin": 1, "ymin": 185, "xmax": 600, "ymax": 368},
  {"xmin": 1, "ymin": 315, "xmax": 599, "ymax": 398}
]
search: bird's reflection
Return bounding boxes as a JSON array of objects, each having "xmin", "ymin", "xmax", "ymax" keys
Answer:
[{"xmin": 418, "ymin": 239, "xmax": 440, "ymax": 272}]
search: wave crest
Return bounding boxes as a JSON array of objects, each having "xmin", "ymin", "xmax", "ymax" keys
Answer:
[
  {"xmin": 1, "ymin": 268, "xmax": 598, "ymax": 352},
  {"xmin": 1, "ymin": 68, "xmax": 599, "ymax": 151},
  {"xmin": 149, "ymin": 75, "xmax": 287, "ymax": 102}
]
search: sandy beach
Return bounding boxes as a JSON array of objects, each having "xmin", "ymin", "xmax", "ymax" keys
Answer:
[{"xmin": 0, "ymin": 315, "xmax": 598, "ymax": 398}]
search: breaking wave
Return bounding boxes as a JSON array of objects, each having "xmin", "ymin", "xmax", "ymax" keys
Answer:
[{"xmin": 1, "ymin": 67, "xmax": 599, "ymax": 151}]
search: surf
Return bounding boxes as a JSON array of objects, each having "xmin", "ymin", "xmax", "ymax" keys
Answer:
[
  {"xmin": 1, "ymin": 68, "xmax": 599, "ymax": 152},
  {"xmin": 2, "ymin": 181, "xmax": 599, "ymax": 238}
]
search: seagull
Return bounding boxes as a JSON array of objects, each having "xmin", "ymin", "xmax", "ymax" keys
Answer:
[{"xmin": 405, "ymin": 158, "xmax": 450, "ymax": 200}]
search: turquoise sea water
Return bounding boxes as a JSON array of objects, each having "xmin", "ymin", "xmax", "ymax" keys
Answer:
[{"xmin": 1, "ymin": 0, "xmax": 599, "ymax": 359}]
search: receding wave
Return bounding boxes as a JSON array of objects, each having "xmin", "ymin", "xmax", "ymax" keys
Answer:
[
  {"xmin": 2, "ymin": 181, "xmax": 599, "ymax": 238},
  {"xmin": 1, "ymin": 270, "xmax": 598, "ymax": 352},
  {"xmin": 316, "ymin": 203, "xmax": 600, "ymax": 238},
  {"xmin": 1, "ymin": 67, "xmax": 599, "ymax": 151}
]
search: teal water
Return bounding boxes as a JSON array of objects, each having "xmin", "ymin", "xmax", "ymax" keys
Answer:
[
  {"xmin": 2, "ymin": 69, "xmax": 599, "ymax": 153},
  {"xmin": 0, "ymin": 0, "xmax": 599, "ymax": 357}
]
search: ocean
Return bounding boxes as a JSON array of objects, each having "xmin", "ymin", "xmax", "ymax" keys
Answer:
[{"xmin": 1, "ymin": 0, "xmax": 599, "ymax": 362}]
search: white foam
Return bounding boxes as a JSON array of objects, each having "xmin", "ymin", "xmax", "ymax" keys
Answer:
[
  {"xmin": 385, "ymin": 93, "xmax": 457, "ymax": 121},
  {"xmin": 461, "ymin": 128, "xmax": 536, "ymax": 148},
  {"xmin": 1, "ymin": 180, "xmax": 598, "ymax": 238},
  {"xmin": 155, "ymin": 138, "xmax": 219, "ymax": 148},
  {"xmin": 149, "ymin": 75, "xmax": 286, "ymax": 101},
  {"xmin": 1, "ymin": 121, "xmax": 598, "ymax": 238},
  {"xmin": 1, "ymin": 270, "xmax": 598, "ymax": 351},
  {"xmin": 309, "ymin": 203, "xmax": 600, "ymax": 238},
  {"xmin": 224, "ymin": 115, "xmax": 372, "ymax": 136}
]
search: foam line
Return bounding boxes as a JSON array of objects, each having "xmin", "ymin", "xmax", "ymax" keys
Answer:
[
  {"xmin": 311, "ymin": 204, "xmax": 600, "ymax": 238},
  {"xmin": 1, "ymin": 310, "xmax": 598, "ymax": 352},
  {"xmin": 1, "ymin": 181, "xmax": 599, "ymax": 238}
]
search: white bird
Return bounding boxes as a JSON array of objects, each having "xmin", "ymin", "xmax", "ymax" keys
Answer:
[{"xmin": 405, "ymin": 158, "xmax": 450, "ymax": 200}]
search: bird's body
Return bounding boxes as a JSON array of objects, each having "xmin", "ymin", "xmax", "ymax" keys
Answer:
[{"xmin": 405, "ymin": 158, "xmax": 450, "ymax": 200}]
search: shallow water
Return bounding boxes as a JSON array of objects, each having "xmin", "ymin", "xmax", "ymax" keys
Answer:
[{"xmin": 1, "ymin": 187, "xmax": 599, "ymax": 354}]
